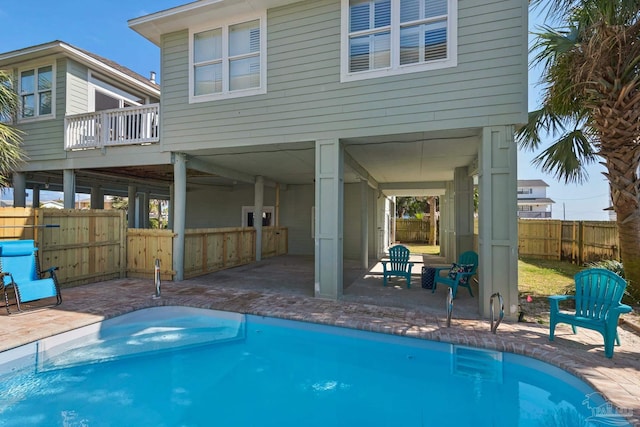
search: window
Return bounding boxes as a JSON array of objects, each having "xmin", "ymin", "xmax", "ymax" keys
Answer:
[
  {"xmin": 341, "ymin": 0, "xmax": 457, "ymax": 81},
  {"xmin": 190, "ymin": 15, "xmax": 266, "ymax": 102},
  {"xmin": 19, "ymin": 65, "xmax": 54, "ymax": 119},
  {"xmin": 242, "ymin": 206, "xmax": 274, "ymax": 227}
]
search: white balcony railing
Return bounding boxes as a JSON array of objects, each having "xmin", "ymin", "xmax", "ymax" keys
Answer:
[{"xmin": 65, "ymin": 103, "xmax": 159, "ymax": 150}]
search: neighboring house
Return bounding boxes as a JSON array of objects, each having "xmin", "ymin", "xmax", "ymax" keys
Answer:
[
  {"xmin": 0, "ymin": 40, "xmax": 162, "ymax": 222},
  {"xmin": 41, "ymin": 200, "xmax": 65, "ymax": 209},
  {"xmin": 2, "ymin": 0, "xmax": 528, "ymax": 318},
  {"xmin": 517, "ymin": 179, "xmax": 554, "ymax": 219}
]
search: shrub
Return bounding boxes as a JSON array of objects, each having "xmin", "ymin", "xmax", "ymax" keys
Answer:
[{"xmin": 586, "ymin": 259, "xmax": 625, "ymax": 278}]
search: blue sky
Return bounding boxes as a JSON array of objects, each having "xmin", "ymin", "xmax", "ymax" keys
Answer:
[{"xmin": 0, "ymin": 1, "xmax": 611, "ymax": 220}]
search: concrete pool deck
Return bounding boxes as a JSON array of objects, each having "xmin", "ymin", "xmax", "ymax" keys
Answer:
[{"xmin": 1, "ymin": 254, "xmax": 639, "ymax": 425}]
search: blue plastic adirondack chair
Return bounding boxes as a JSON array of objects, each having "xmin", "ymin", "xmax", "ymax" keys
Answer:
[
  {"xmin": 1, "ymin": 240, "xmax": 61, "ymax": 313},
  {"xmin": 431, "ymin": 251, "xmax": 478, "ymax": 298},
  {"xmin": 549, "ymin": 268, "xmax": 632, "ymax": 358},
  {"xmin": 382, "ymin": 245, "xmax": 414, "ymax": 288}
]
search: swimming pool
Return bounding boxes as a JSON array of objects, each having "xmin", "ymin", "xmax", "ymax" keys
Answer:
[{"xmin": 0, "ymin": 306, "xmax": 631, "ymax": 426}]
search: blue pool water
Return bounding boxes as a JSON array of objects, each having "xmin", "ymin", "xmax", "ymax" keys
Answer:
[{"xmin": 0, "ymin": 306, "xmax": 631, "ymax": 427}]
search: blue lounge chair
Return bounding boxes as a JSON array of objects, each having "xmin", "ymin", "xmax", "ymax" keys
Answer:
[
  {"xmin": 549, "ymin": 268, "xmax": 632, "ymax": 358},
  {"xmin": 382, "ymin": 245, "xmax": 414, "ymax": 288},
  {"xmin": 431, "ymin": 251, "xmax": 478, "ymax": 298},
  {"xmin": 1, "ymin": 240, "xmax": 61, "ymax": 313}
]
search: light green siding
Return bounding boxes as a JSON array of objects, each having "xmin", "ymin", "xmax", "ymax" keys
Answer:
[
  {"xmin": 66, "ymin": 59, "xmax": 88, "ymax": 115},
  {"xmin": 17, "ymin": 58, "xmax": 67, "ymax": 161},
  {"xmin": 185, "ymin": 184, "xmax": 275, "ymax": 228},
  {"xmin": 159, "ymin": 0, "xmax": 527, "ymax": 151},
  {"xmin": 280, "ymin": 184, "xmax": 314, "ymax": 255}
]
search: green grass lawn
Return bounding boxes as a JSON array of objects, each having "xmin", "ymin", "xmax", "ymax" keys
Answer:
[{"xmin": 403, "ymin": 244, "xmax": 578, "ymax": 294}]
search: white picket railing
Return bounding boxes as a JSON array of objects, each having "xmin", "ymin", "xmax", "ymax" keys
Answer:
[{"xmin": 65, "ymin": 103, "xmax": 159, "ymax": 150}]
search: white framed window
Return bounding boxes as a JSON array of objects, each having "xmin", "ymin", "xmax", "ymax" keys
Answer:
[
  {"xmin": 341, "ymin": 0, "xmax": 457, "ymax": 82},
  {"xmin": 18, "ymin": 64, "xmax": 55, "ymax": 120},
  {"xmin": 189, "ymin": 13, "xmax": 266, "ymax": 103}
]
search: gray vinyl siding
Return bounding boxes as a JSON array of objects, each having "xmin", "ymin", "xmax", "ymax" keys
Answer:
[
  {"xmin": 17, "ymin": 58, "xmax": 66, "ymax": 161},
  {"xmin": 65, "ymin": 59, "xmax": 88, "ymax": 115},
  {"xmin": 159, "ymin": 0, "xmax": 527, "ymax": 151}
]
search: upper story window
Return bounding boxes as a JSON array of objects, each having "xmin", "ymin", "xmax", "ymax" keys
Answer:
[
  {"xmin": 19, "ymin": 65, "xmax": 54, "ymax": 119},
  {"xmin": 189, "ymin": 14, "xmax": 266, "ymax": 103},
  {"xmin": 341, "ymin": 0, "xmax": 457, "ymax": 82}
]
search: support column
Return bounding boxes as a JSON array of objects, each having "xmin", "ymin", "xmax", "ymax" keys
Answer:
[
  {"xmin": 168, "ymin": 183, "xmax": 175, "ymax": 230},
  {"xmin": 314, "ymin": 138, "xmax": 344, "ymax": 299},
  {"xmin": 32, "ymin": 184, "xmax": 40, "ymax": 208},
  {"xmin": 91, "ymin": 186, "xmax": 104, "ymax": 209},
  {"xmin": 138, "ymin": 191, "xmax": 149, "ymax": 228},
  {"xmin": 440, "ymin": 183, "xmax": 455, "ymax": 262},
  {"xmin": 454, "ymin": 166, "xmax": 474, "ymax": 253},
  {"xmin": 12, "ymin": 173, "xmax": 26, "ymax": 207},
  {"xmin": 254, "ymin": 176, "xmax": 264, "ymax": 262},
  {"xmin": 275, "ymin": 183, "xmax": 280, "ymax": 227},
  {"xmin": 391, "ymin": 197, "xmax": 396, "ymax": 245},
  {"xmin": 173, "ymin": 153, "xmax": 187, "ymax": 281},
  {"xmin": 63, "ymin": 169, "xmax": 75, "ymax": 209},
  {"xmin": 428, "ymin": 196, "xmax": 436, "ymax": 245},
  {"xmin": 127, "ymin": 185, "xmax": 137, "ymax": 228},
  {"xmin": 360, "ymin": 179, "xmax": 368, "ymax": 269},
  {"xmin": 478, "ymin": 125, "xmax": 518, "ymax": 318}
]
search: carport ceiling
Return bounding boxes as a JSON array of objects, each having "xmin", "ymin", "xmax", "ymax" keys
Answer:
[{"xmin": 189, "ymin": 129, "xmax": 481, "ymax": 191}]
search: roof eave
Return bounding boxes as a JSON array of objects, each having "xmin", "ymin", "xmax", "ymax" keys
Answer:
[
  {"xmin": 0, "ymin": 41, "xmax": 159, "ymax": 97},
  {"xmin": 128, "ymin": 0, "xmax": 299, "ymax": 45}
]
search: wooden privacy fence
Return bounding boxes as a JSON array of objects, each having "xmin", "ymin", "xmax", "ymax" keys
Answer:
[
  {"xmin": 518, "ymin": 219, "xmax": 619, "ymax": 263},
  {"xmin": 396, "ymin": 219, "xmax": 431, "ymax": 243},
  {"xmin": 124, "ymin": 226, "xmax": 288, "ymax": 279},
  {"xmin": 127, "ymin": 229, "xmax": 175, "ymax": 280},
  {"xmin": 0, "ymin": 208, "xmax": 289, "ymax": 286},
  {"xmin": 0, "ymin": 208, "xmax": 126, "ymax": 287}
]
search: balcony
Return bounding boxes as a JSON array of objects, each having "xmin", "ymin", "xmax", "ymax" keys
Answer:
[{"xmin": 65, "ymin": 104, "xmax": 159, "ymax": 151}]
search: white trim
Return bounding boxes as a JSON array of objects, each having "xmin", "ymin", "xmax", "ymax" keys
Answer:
[
  {"xmin": 88, "ymin": 71, "xmax": 144, "ymax": 112},
  {"xmin": 340, "ymin": 0, "xmax": 458, "ymax": 83},
  {"xmin": 16, "ymin": 61, "xmax": 56, "ymax": 122},
  {"xmin": 189, "ymin": 11, "xmax": 267, "ymax": 103}
]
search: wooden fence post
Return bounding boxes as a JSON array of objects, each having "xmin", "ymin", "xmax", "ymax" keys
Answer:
[{"xmin": 578, "ymin": 221, "xmax": 584, "ymax": 265}]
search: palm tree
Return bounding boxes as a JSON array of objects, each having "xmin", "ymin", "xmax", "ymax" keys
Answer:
[
  {"xmin": 518, "ymin": 0, "xmax": 640, "ymax": 302},
  {"xmin": 0, "ymin": 70, "xmax": 25, "ymax": 187}
]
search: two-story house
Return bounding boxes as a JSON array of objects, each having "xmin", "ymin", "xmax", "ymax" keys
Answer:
[
  {"xmin": 517, "ymin": 179, "xmax": 554, "ymax": 218},
  {"xmin": 3, "ymin": 0, "xmax": 528, "ymax": 318}
]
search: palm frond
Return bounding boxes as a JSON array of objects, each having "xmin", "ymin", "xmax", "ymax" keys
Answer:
[
  {"xmin": 531, "ymin": 130, "xmax": 598, "ymax": 184},
  {"xmin": 0, "ymin": 70, "xmax": 25, "ymax": 187}
]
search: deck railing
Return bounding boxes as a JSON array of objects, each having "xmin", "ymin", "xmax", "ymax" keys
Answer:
[{"xmin": 65, "ymin": 103, "xmax": 159, "ymax": 150}]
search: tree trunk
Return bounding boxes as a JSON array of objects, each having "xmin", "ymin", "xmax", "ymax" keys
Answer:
[{"xmin": 607, "ymin": 150, "xmax": 640, "ymax": 304}]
